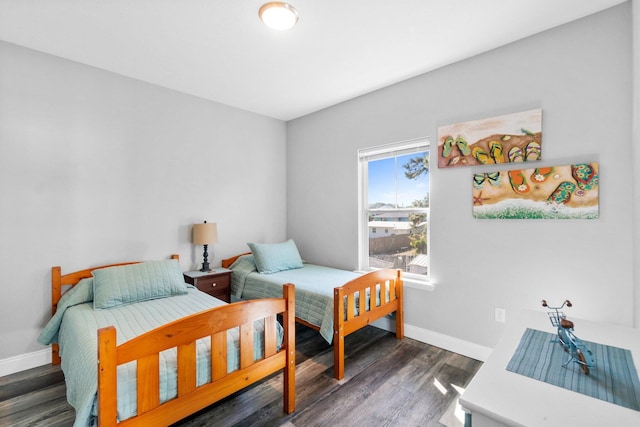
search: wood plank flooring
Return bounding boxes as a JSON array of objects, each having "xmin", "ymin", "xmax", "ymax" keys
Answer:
[{"xmin": 0, "ymin": 325, "xmax": 481, "ymax": 427}]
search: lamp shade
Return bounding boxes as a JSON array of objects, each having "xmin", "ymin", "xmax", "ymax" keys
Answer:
[{"xmin": 193, "ymin": 222, "xmax": 218, "ymax": 245}]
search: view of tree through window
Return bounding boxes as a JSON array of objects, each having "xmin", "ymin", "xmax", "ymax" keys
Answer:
[{"xmin": 362, "ymin": 143, "xmax": 429, "ymax": 278}]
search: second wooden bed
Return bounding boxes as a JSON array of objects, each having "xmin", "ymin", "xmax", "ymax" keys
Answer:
[{"xmin": 223, "ymin": 253, "xmax": 404, "ymax": 380}]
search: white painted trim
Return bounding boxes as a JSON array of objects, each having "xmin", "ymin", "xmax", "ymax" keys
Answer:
[
  {"xmin": 0, "ymin": 348, "xmax": 51, "ymax": 377},
  {"xmin": 403, "ymin": 278, "xmax": 435, "ymax": 292},
  {"xmin": 404, "ymin": 324, "xmax": 492, "ymax": 362},
  {"xmin": 371, "ymin": 318, "xmax": 492, "ymax": 362}
]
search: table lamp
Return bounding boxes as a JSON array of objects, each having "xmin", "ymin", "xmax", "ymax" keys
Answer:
[{"xmin": 193, "ymin": 221, "xmax": 218, "ymax": 272}]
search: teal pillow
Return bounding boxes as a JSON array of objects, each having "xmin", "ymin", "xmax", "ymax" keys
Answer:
[
  {"xmin": 247, "ymin": 239, "xmax": 303, "ymax": 274},
  {"xmin": 93, "ymin": 259, "xmax": 188, "ymax": 309}
]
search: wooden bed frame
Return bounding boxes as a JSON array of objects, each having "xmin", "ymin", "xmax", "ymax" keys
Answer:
[
  {"xmin": 50, "ymin": 255, "xmax": 296, "ymax": 426},
  {"xmin": 222, "ymin": 253, "xmax": 404, "ymax": 380}
]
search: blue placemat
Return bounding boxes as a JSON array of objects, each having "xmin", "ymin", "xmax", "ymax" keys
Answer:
[{"xmin": 506, "ymin": 328, "xmax": 640, "ymax": 411}]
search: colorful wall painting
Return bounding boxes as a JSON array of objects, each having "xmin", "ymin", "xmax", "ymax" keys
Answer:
[
  {"xmin": 472, "ymin": 162, "xmax": 599, "ymax": 219},
  {"xmin": 437, "ymin": 109, "xmax": 543, "ymax": 169}
]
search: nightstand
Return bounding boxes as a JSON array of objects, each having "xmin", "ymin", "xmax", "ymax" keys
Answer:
[{"xmin": 183, "ymin": 268, "xmax": 232, "ymax": 303}]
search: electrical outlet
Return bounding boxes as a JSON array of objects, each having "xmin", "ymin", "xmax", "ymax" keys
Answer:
[{"xmin": 495, "ymin": 308, "xmax": 506, "ymax": 323}]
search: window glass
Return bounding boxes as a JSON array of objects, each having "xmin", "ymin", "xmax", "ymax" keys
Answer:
[{"xmin": 359, "ymin": 139, "xmax": 429, "ymax": 280}]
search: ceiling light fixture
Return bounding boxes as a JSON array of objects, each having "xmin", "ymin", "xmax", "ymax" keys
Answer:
[{"xmin": 259, "ymin": 2, "xmax": 298, "ymax": 31}]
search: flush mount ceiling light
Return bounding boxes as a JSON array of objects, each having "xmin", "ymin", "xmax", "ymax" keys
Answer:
[{"xmin": 259, "ymin": 2, "xmax": 298, "ymax": 31}]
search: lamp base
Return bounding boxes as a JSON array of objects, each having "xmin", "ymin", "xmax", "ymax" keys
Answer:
[{"xmin": 200, "ymin": 244, "xmax": 211, "ymax": 272}]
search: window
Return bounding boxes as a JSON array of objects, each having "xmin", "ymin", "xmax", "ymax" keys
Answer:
[{"xmin": 358, "ymin": 138, "xmax": 430, "ymax": 283}]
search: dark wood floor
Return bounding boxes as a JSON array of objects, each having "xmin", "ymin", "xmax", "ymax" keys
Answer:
[{"xmin": 0, "ymin": 325, "xmax": 481, "ymax": 427}]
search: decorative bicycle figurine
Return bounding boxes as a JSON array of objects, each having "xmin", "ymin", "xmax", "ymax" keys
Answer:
[{"xmin": 542, "ymin": 299, "xmax": 595, "ymax": 374}]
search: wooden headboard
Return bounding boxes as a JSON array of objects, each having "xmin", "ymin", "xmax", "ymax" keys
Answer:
[
  {"xmin": 49, "ymin": 254, "xmax": 179, "ymax": 364},
  {"xmin": 221, "ymin": 252, "xmax": 251, "ymax": 268}
]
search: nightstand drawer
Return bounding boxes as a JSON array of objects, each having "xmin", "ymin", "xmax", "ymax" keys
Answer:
[
  {"xmin": 194, "ymin": 275, "xmax": 229, "ymax": 294},
  {"xmin": 207, "ymin": 288, "xmax": 230, "ymax": 302},
  {"xmin": 183, "ymin": 269, "xmax": 232, "ymax": 303}
]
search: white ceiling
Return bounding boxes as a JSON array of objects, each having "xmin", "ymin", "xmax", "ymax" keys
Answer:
[{"xmin": 0, "ymin": 0, "xmax": 626, "ymax": 121}]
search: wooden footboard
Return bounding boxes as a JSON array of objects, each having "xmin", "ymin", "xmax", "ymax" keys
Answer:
[
  {"xmin": 221, "ymin": 254, "xmax": 403, "ymax": 381},
  {"xmin": 333, "ymin": 269, "xmax": 403, "ymax": 380},
  {"xmin": 97, "ymin": 284, "xmax": 296, "ymax": 427},
  {"xmin": 50, "ymin": 255, "xmax": 295, "ymax": 426}
]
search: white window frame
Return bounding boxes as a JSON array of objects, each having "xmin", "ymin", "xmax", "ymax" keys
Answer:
[{"xmin": 358, "ymin": 137, "xmax": 432, "ymax": 289}]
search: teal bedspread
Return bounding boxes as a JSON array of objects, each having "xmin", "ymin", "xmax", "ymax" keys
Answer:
[
  {"xmin": 230, "ymin": 256, "xmax": 361, "ymax": 343},
  {"xmin": 38, "ymin": 280, "xmax": 280, "ymax": 427}
]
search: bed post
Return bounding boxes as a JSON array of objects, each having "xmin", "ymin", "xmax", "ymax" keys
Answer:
[
  {"xmin": 97, "ymin": 326, "xmax": 118, "ymax": 427},
  {"xmin": 51, "ymin": 266, "xmax": 62, "ymax": 365},
  {"xmin": 333, "ymin": 287, "xmax": 345, "ymax": 380},
  {"xmin": 283, "ymin": 283, "xmax": 296, "ymax": 413},
  {"xmin": 395, "ymin": 269, "xmax": 404, "ymax": 340}
]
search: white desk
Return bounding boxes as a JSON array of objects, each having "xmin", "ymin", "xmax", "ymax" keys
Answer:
[{"xmin": 460, "ymin": 309, "xmax": 640, "ymax": 426}]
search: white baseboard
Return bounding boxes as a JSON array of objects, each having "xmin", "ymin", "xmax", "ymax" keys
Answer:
[
  {"xmin": 0, "ymin": 348, "xmax": 51, "ymax": 377},
  {"xmin": 404, "ymin": 324, "xmax": 492, "ymax": 362},
  {"xmin": 371, "ymin": 317, "xmax": 492, "ymax": 362}
]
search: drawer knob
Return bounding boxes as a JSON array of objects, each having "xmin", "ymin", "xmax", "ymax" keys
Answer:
[{"xmin": 211, "ymin": 283, "xmax": 217, "ymax": 287}]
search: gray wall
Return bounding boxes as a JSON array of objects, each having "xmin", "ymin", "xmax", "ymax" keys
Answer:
[
  {"xmin": 1, "ymin": 2, "xmax": 637, "ymax": 372},
  {"xmin": 0, "ymin": 41, "xmax": 287, "ymax": 362},
  {"xmin": 287, "ymin": 4, "xmax": 635, "ymax": 353}
]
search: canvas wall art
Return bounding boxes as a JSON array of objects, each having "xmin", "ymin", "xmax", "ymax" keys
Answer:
[
  {"xmin": 438, "ymin": 109, "xmax": 543, "ymax": 168},
  {"xmin": 472, "ymin": 162, "xmax": 599, "ymax": 219}
]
